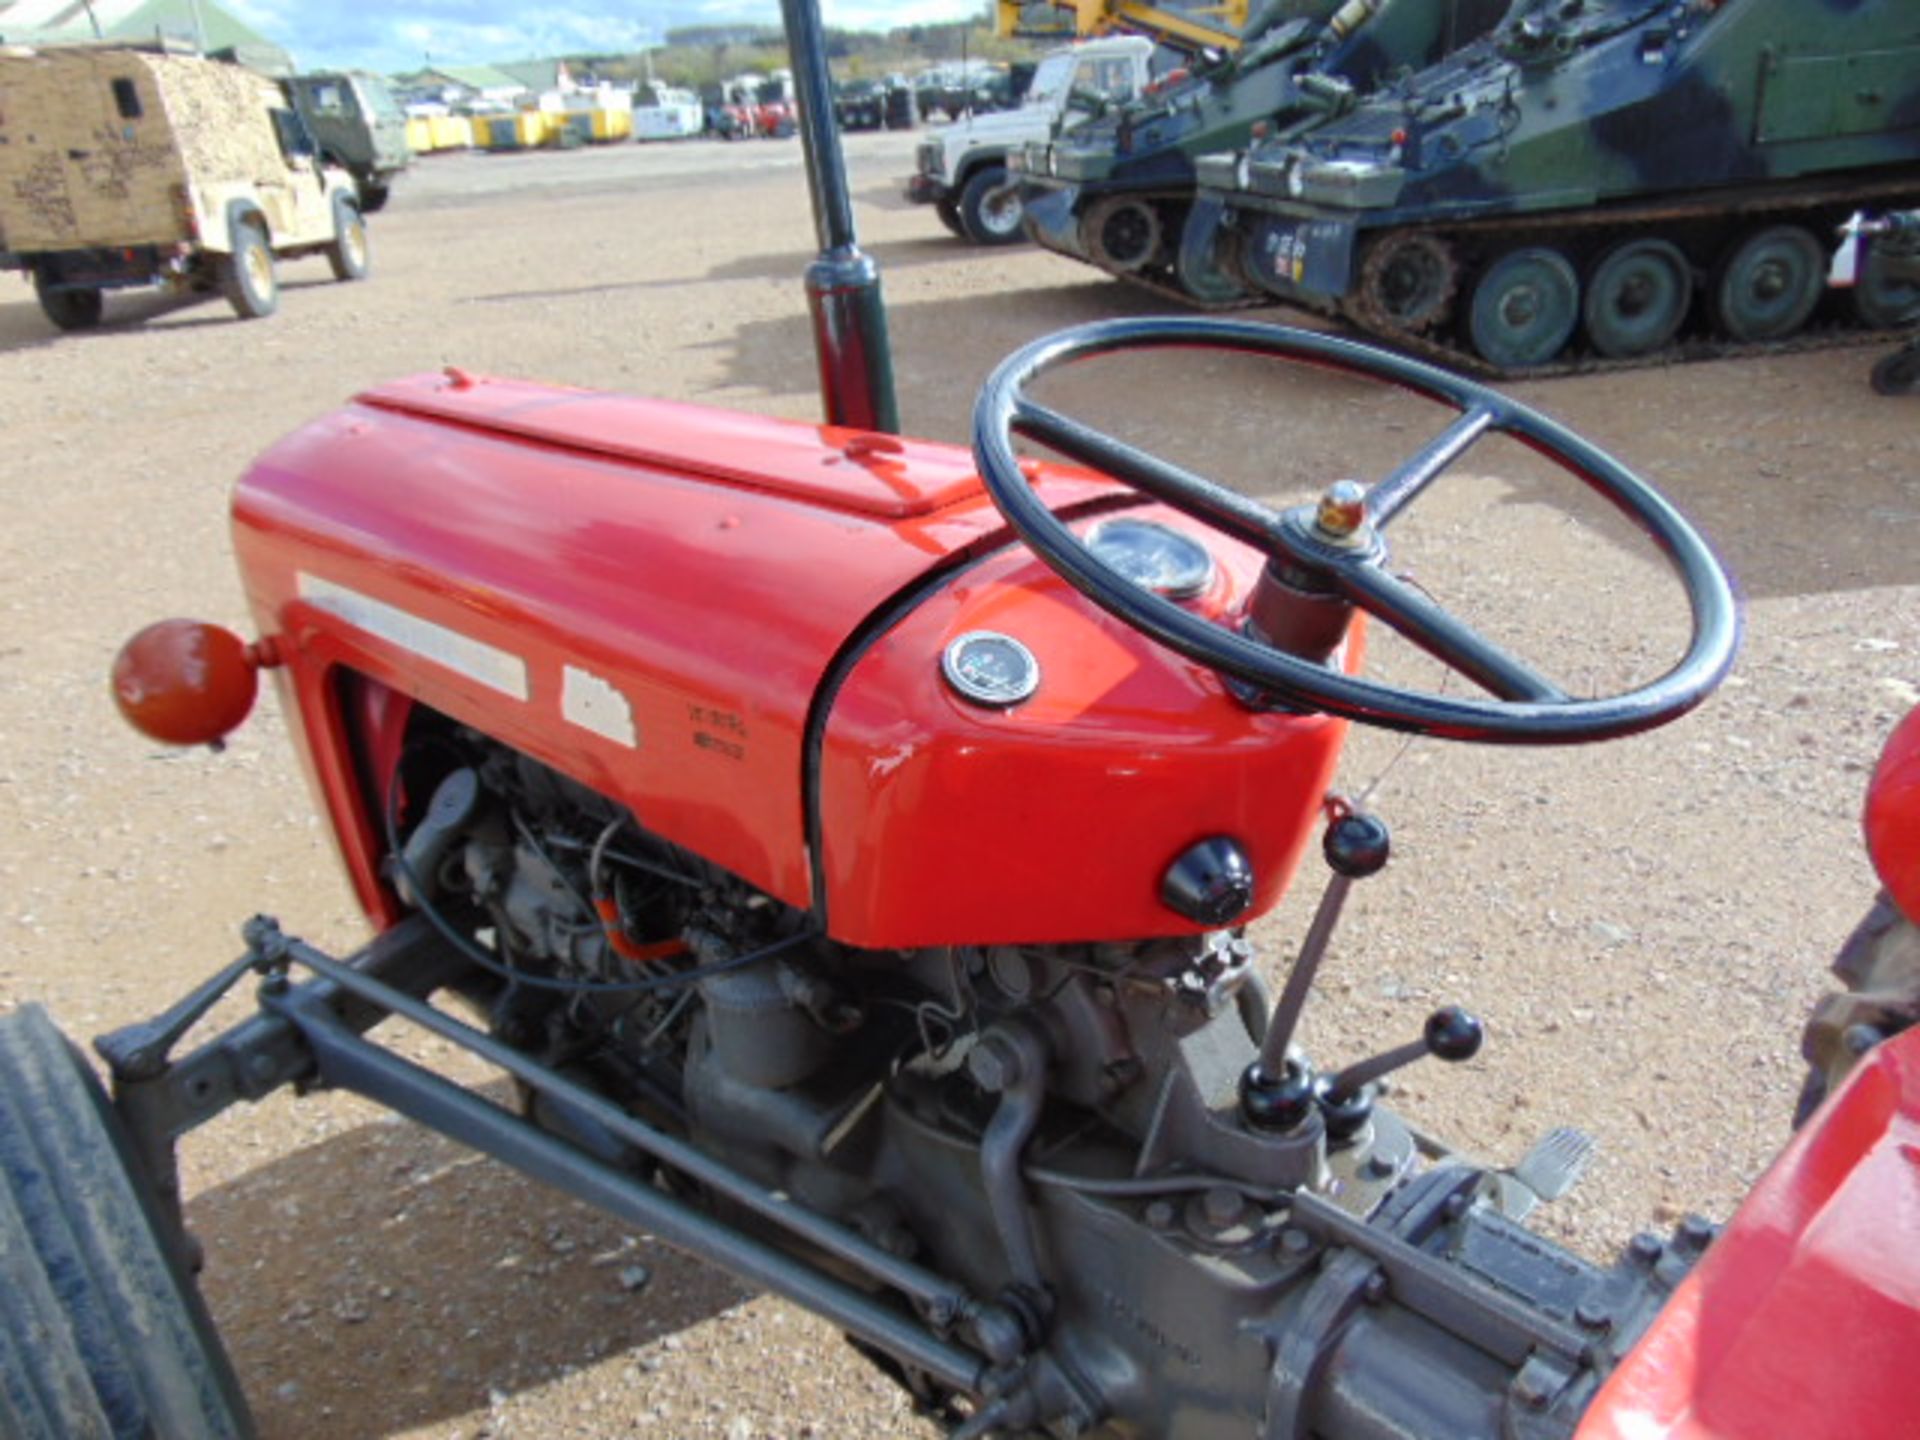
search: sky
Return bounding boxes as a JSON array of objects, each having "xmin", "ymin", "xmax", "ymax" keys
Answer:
[{"xmin": 221, "ymin": 1, "xmax": 988, "ymax": 74}]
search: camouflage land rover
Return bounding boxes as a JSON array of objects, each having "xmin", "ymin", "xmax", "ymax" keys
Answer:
[{"xmin": 0, "ymin": 46, "xmax": 369, "ymax": 331}]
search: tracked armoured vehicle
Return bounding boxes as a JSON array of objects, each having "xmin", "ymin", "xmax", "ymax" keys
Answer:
[
  {"xmin": 1191, "ymin": 0, "xmax": 1920, "ymax": 374},
  {"xmin": 1018, "ymin": 0, "xmax": 1508, "ymax": 303}
]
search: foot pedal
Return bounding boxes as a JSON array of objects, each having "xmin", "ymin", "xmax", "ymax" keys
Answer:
[{"xmin": 1497, "ymin": 1127, "xmax": 1596, "ymax": 1221}]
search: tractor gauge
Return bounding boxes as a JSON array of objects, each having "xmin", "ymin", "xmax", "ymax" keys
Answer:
[
  {"xmin": 1087, "ymin": 518, "xmax": 1215, "ymax": 600},
  {"xmin": 942, "ymin": 631, "xmax": 1040, "ymax": 708}
]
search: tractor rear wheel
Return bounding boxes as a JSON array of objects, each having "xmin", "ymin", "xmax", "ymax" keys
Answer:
[{"xmin": 0, "ymin": 1005, "xmax": 253, "ymax": 1438}]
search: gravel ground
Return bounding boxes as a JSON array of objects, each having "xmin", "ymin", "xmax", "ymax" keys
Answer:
[{"xmin": 1, "ymin": 129, "xmax": 1916, "ymax": 1439}]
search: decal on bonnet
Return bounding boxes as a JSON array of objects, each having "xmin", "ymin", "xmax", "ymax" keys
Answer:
[{"xmin": 297, "ymin": 573, "xmax": 529, "ymax": 701}]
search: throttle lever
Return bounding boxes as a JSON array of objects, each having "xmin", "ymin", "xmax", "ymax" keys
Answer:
[{"xmin": 1315, "ymin": 1005, "xmax": 1484, "ymax": 1142}]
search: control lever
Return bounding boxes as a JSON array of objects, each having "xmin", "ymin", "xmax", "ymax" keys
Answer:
[
  {"xmin": 1239, "ymin": 806, "xmax": 1390, "ymax": 1131},
  {"xmin": 1315, "ymin": 1005, "xmax": 1484, "ymax": 1142}
]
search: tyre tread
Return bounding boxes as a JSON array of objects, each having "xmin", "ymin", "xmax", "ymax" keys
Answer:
[{"xmin": 0, "ymin": 1006, "xmax": 251, "ymax": 1439}]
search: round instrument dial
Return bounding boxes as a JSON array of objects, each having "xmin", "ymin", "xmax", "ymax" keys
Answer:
[
  {"xmin": 941, "ymin": 631, "xmax": 1040, "ymax": 707},
  {"xmin": 1086, "ymin": 518, "xmax": 1216, "ymax": 600}
]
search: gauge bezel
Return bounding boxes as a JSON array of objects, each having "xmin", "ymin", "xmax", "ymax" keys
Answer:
[
  {"xmin": 1086, "ymin": 517, "xmax": 1217, "ymax": 601},
  {"xmin": 941, "ymin": 630, "xmax": 1041, "ymax": 708}
]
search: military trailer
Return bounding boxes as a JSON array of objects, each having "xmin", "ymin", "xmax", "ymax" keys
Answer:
[
  {"xmin": 0, "ymin": 47, "xmax": 369, "ymax": 331},
  {"xmin": 286, "ymin": 69, "xmax": 411, "ymax": 213}
]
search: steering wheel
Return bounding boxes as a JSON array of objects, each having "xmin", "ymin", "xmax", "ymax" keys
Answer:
[{"xmin": 971, "ymin": 317, "xmax": 1739, "ymax": 744}]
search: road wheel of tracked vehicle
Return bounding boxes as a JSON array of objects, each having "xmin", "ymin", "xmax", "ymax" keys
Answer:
[
  {"xmin": 1085, "ymin": 196, "xmax": 1162, "ymax": 275},
  {"xmin": 1466, "ymin": 247, "xmax": 1580, "ymax": 369},
  {"xmin": 0, "ymin": 1005, "xmax": 254, "ymax": 1438},
  {"xmin": 1583, "ymin": 238, "xmax": 1692, "ymax": 358},
  {"xmin": 326, "ymin": 196, "xmax": 371, "ymax": 283},
  {"xmin": 1853, "ymin": 243, "xmax": 1920, "ymax": 329},
  {"xmin": 34, "ymin": 279, "xmax": 104, "ymax": 332},
  {"xmin": 1794, "ymin": 896, "xmax": 1920, "ymax": 1126},
  {"xmin": 220, "ymin": 221, "xmax": 279, "ymax": 320},
  {"xmin": 1871, "ymin": 344, "xmax": 1920, "ymax": 397},
  {"xmin": 1354, "ymin": 230, "xmax": 1458, "ymax": 335},
  {"xmin": 935, "ymin": 196, "xmax": 965, "ymax": 237},
  {"xmin": 1711, "ymin": 225, "xmax": 1822, "ymax": 342},
  {"xmin": 958, "ymin": 166, "xmax": 1025, "ymax": 246}
]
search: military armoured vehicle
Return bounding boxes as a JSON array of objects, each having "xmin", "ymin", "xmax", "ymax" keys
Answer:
[
  {"xmin": 1019, "ymin": 0, "xmax": 1508, "ymax": 303},
  {"xmin": 1191, "ymin": 0, "xmax": 1920, "ymax": 374}
]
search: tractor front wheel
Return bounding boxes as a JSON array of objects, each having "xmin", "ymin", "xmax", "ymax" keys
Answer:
[{"xmin": 0, "ymin": 1004, "xmax": 254, "ymax": 1438}]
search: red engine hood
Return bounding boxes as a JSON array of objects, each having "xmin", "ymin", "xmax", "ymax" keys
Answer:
[{"xmin": 232, "ymin": 371, "xmax": 1116, "ymax": 918}]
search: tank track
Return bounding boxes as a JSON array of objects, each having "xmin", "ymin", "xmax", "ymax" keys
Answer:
[
  {"xmin": 1076, "ymin": 172, "xmax": 1920, "ymax": 377},
  {"xmin": 1032, "ymin": 186, "xmax": 1272, "ymax": 312},
  {"xmin": 1325, "ymin": 172, "xmax": 1920, "ymax": 379}
]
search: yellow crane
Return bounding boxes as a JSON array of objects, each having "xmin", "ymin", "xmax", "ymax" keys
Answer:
[{"xmin": 995, "ymin": 0, "xmax": 1253, "ymax": 52}]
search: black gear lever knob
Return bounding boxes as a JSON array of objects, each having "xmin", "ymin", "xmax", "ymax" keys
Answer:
[
  {"xmin": 1423, "ymin": 1005, "xmax": 1484, "ymax": 1062},
  {"xmin": 1323, "ymin": 810, "xmax": 1390, "ymax": 878}
]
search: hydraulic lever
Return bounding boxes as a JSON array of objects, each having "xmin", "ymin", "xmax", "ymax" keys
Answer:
[
  {"xmin": 1315, "ymin": 1005, "xmax": 1484, "ymax": 1141},
  {"xmin": 1238, "ymin": 805, "xmax": 1390, "ymax": 1131}
]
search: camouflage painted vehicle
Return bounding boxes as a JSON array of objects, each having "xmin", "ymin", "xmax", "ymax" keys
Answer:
[
  {"xmin": 1191, "ymin": 0, "xmax": 1920, "ymax": 375},
  {"xmin": 1018, "ymin": 0, "xmax": 1508, "ymax": 304}
]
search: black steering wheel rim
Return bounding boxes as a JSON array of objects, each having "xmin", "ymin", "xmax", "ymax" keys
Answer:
[{"xmin": 971, "ymin": 316, "xmax": 1740, "ymax": 744}]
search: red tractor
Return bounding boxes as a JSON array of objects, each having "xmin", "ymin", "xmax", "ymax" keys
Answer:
[{"xmin": 3, "ymin": 7, "xmax": 1917, "ymax": 1440}]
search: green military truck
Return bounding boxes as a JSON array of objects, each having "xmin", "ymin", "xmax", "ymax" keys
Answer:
[
  {"xmin": 285, "ymin": 69, "xmax": 411, "ymax": 213},
  {"xmin": 0, "ymin": 46, "xmax": 370, "ymax": 331}
]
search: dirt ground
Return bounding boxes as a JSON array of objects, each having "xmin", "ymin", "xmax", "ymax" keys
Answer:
[{"xmin": 1, "ymin": 129, "xmax": 1916, "ymax": 1439}]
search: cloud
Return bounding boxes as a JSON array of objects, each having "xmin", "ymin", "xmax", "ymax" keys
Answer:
[{"xmin": 218, "ymin": 1, "xmax": 986, "ymax": 73}]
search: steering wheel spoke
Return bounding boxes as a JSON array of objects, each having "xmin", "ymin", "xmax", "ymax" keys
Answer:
[
  {"xmin": 1012, "ymin": 398, "xmax": 1282, "ymax": 553},
  {"xmin": 1367, "ymin": 404, "xmax": 1502, "ymax": 527},
  {"xmin": 1333, "ymin": 563, "xmax": 1567, "ymax": 704}
]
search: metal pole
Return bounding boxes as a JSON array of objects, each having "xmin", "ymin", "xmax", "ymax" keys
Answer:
[{"xmin": 779, "ymin": 0, "xmax": 901, "ymax": 434}]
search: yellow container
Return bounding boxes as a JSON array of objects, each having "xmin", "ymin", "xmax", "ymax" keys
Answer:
[
  {"xmin": 427, "ymin": 115, "xmax": 472, "ymax": 151},
  {"xmin": 406, "ymin": 116, "xmax": 433, "ymax": 153},
  {"xmin": 590, "ymin": 108, "xmax": 632, "ymax": 142},
  {"xmin": 474, "ymin": 112, "xmax": 542, "ymax": 150}
]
